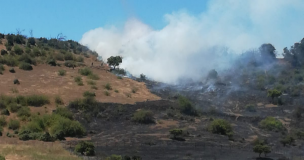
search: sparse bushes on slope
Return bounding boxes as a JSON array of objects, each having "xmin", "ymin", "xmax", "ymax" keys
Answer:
[
  {"xmin": 54, "ymin": 107, "xmax": 73, "ymax": 120},
  {"xmin": 74, "ymin": 76, "xmax": 84, "ymax": 86},
  {"xmin": 78, "ymin": 67, "xmax": 92, "ymax": 76},
  {"xmin": 132, "ymin": 110, "xmax": 155, "ymax": 124},
  {"xmin": 83, "ymin": 91, "xmax": 96, "ymax": 98},
  {"xmin": 74, "ymin": 141, "xmax": 95, "ymax": 156},
  {"xmin": 17, "ymin": 107, "xmax": 31, "ymax": 117},
  {"xmin": 26, "ymin": 95, "xmax": 50, "ymax": 107},
  {"xmin": 104, "ymin": 83, "xmax": 112, "ymax": 90},
  {"xmin": 259, "ymin": 117, "xmax": 284, "ymax": 132},
  {"xmin": 14, "ymin": 45, "xmax": 24, "ymax": 55}
]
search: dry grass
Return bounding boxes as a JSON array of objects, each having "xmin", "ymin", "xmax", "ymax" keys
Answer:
[{"xmin": 0, "ymin": 141, "xmax": 81, "ymax": 160}]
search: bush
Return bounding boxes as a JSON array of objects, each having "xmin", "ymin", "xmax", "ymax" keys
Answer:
[
  {"xmin": 78, "ymin": 67, "xmax": 92, "ymax": 76},
  {"xmin": 132, "ymin": 87, "xmax": 138, "ymax": 93},
  {"xmin": 91, "ymin": 85, "xmax": 98, "ymax": 90},
  {"xmin": 9, "ymin": 68, "xmax": 15, "ymax": 73},
  {"xmin": 0, "ymin": 116, "xmax": 6, "ymax": 127},
  {"xmin": 75, "ymin": 56, "xmax": 84, "ymax": 62},
  {"xmin": 245, "ymin": 104, "xmax": 256, "ymax": 112},
  {"xmin": 50, "ymin": 116, "xmax": 85, "ymax": 137},
  {"xmin": 64, "ymin": 53, "xmax": 74, "ymax": 61},
  {"xmin": 47, "ymin": 59, "xmax": 57, "ymax": 66},
  {"xmin": 74, "ymin": 76, "xmax": 82, "ymax": 82},
  {"xmin": 1, "ymin": 49, "xmax": 7, "ymax": 55},
  {"xmin": 19, "ymin": 62, "xmax": 33, "ymax": 70},
  {"xmin": 54, "ymin": 107, "xmax": 73, "ymax": 120},
  {"xmin": 132, "ymin": 110, "xmax": 155, "ymax": 124},
  {"xmin": 74, "ymin": 141, "xmax": 95, "ymax": 156},
  {"xmin": 208, "ymin": 119, "xmax": 233, "ymax": 135},
  {"xmin": 1, "ymin": 109, "xmax": 9, "ymax": 116},
  {"xmin": 64, "ymin": 60, "xmax": 76, "ymax": 68},
  {"xmin": 0, "ymin": 154, "xmax": 4, "ymax": 160},
  {"xmin": 14, "ymin": 45, "xmax": 24, "ymax": 55},
  {"xmin": 8, "ymin": 103, "xmax": 21, "ymax": 113},
  {"xmin": 105, "ymin": 155, "xmax": 122, "ymax": 160},
  {"xmin": 169, "ymin": 129, "xmax": 187, "ymax": 141},
  {"xmin": 17, "ymin": 107, "xmax": 31, "ymax": 117},
  {"xmin": 55, "ymin": 53, "xmax": 64, "ymax": 61},
  {"xmin": 39, "ymin": 132, "xmax": 55, "ymax": 142},
  {"xmin": 0, "ymin": 65, "xmax": 4, "ymax": 71},
  {"xmin": 55, "ymin": 96, "xmax": 64, "ymax": 105},
  {"xmin": 87, "ymin": 80, "xmax": 96, "ymax": 85},
  {"xmin": 13, "ymin": 79, "xmax": 20, "ymax": 84},
  {"xmin": 253, "ymin": 144, "xmax": 271, "ymax": 157},
  {"xmin": 83, "ymin": 91, "xmax": 96, "ymax": 98},
  {"xmin": 259, "ymin": 117, "xmax": 284, "ymax": 131},
  {"xmin": 104, "ymin": 83, "xmax": 112, "ymax": 90},
  {"xmin": 8, "ymin": 119, "xmax": 20, "ymax": 130},
  {"xmin": 104, "ymin": 91, "xmax": 110, "ymax": 96},
  {"xmin": 26, "ymin": 95, "xmax": 50, "ymax": 107},
  {"xmin": 178, "ymin": 96, "xmax": 198, "ymax": 116},
  {"xmin": 58, "ymin": 69, "xmax": 66, "ymax": 76},
  {"xmin": 88, "ymin": 73, "xmax": 100, "ymax": 80}
]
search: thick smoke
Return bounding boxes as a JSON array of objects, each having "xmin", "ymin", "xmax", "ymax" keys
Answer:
[{"xmin": 80, "ymin": 0, "xmax": 304, "ymax": 84}]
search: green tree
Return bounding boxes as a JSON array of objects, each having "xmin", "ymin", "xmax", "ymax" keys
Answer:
[
  {"xmin": 74, "ymin": 141, "xmax": 95, "ymax": 156},
  {"xmin": 28, "ymin": 37, "xmax": 36, "ymax": 45},
  {"xmin": 107, "ymin": 56, "xmax": 122, "ymax": 69},
  {"xmin": 253, "ymin": 144, "xmax": 271, "ymax": 157}
]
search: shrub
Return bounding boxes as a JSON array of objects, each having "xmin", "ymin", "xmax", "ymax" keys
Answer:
[
  {"xmin": 114, "ymin": 89, "xmax": 119, "ymax": 93},
  {"xmin": 9, "ymin": 68, "xmax": 15, "ymax": 73},
  {"xmin": 132, "ymin": 87, "xmax": 138, "ymax": 93},
  {"xmin": 25, "ymin": 47, "xmax": 31, "ymax": 54},
  {"xmin": 50, "ymin": 116, "xmax": 85, "ymax": 137},
  {"xmin": 267, "ymin": 89, "xmax": 282, "ymax": 101},
  {"xmin": 58, "ymin": 69, "xmax": 66, "ymax": 76},
  {"xmin": 74, "ymin": 141, "xmax": 95, "ymax": 156},
  {"xmin": 117, "ymin": 76, "xmax": 122, "ymax": 79},
  {"xmin": 13, "ymin": 79, "xmax": 20, "ymax": 84},
  {"xmin": 26, "ymin": 95, "xmax": 50, "ymax": 107},
  {"xmin": 17, "ymin": 107, "xmax": 31, "ymax": 117},
  {"xmin": 39, "ymin": 132, "xmax": 55, "ymax": 142},
  {"xmin": 178, "ymin": 96, "xmax": 198, "ymax": 116},
  {"xmin": 104, "ymin": 83, "xmax": 112, "ymax": 90},
  {"xmin": 91, "ymin": 85, "xmax": 98, "ymax": 90},
  {"xmin": 88, "ymin": 73, "xmax": 100, "ymax": 80},
  {"xmin": 104, "ymin": 91, "xmax": 110, "ymax": 96},
  {"xmin": 1, "ymin": 49, "xmax": 7, "ymax": 55},
  {"xmin": 75, "ymin": 56, "xmax": 84, "ymax": 62},
  {"xmin": 1, "ymin": 109, "xmax": 9, "ymax": 116},
  {"xmin": 55, "ymin": 53, "xmax": 64, "ymax": 61},
  {"xmin": 64, "ymin": 53, "xmax": 74, "ymax": 61},
  {"xmin": 78, "ymin": 67, "xmax": 92, "ymax": 76},
  {"xmin": 54, "ymin": 107, "xmax": 73, "ymax": 120},
  {"xmin": 32, "ymin": 47, "xmax": 41, "ymax": 56},
  {"xmin": 47, "ymin": 59, "xmax": 57, "ymax": 66},
  {"xmin": 0, "ymin": 155, "xmax": 4, "ymax": 160},
  {"xmin": 87, "ymin": 80, "xmax": 96, "ymax": 85},
  {"xmin": 55, "ymin": 96, "xmax": 64, "ymax": 105},
  {"xmin": 8, "ymin": 119, "xmax": 20, "ymax": 130},
  {"xmin": 132, "ymin": 110, "xmax": 155, "ymax": 124},
  {"xmin": 83, "ymin": 91, "xmax": 96, "ymax": 98},
  {"xmin": 105, "ymin": 155, "xmax": 122, "ymax": 160},
  {"xmin": 64, "ymin": 60, "xmax": 76, "ymax": 68},
  {"xmin": 259, "ymin": 117, "xmax": 284, "ymax": 131},
  {"xmin": 74, "ymin": 76, "xmax": 82, "ymax": 82},
  {"xmin": 0, "ymin": 116, "xmax": 6, "ymax": 127},
  {"xmin": 14, "ymin": 45, "xmax": 24, "ymax": 55},
  {"xmin": 28, "ymin": 37, "xmax": 36, "ymax": 45},
  {"xmin": 208, "ymin": 119, "xmax": 233, "ymax": 135},
  {"xmin": 169, "ymin": 129, "xmax": 187, "ymax": 141},
  {"xmin": 19, "ymin": 62, "xmax": 33, "ymax": 70},
  {"xmin": 245, "ymin": 104, "xmax": 256, "ymax": 112},
  {"xmin": 8, "ymin": 103, "xmax": 21, "ymax": 113}
]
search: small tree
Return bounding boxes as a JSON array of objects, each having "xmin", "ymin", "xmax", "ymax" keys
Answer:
[
  {"xmin": 28, "ymin": 37, "xmax": 36, "ymax": 45},
  {"xmin": 253, "ymin": 144, "xmax": 271, "ymax": 157},
  {"xmin": 107, "ymin": 56, "xmax": 122, "ymax": 69},
  {"xmin": 267, "ymin": 89, "xmax": 282, "ymax": 103}
]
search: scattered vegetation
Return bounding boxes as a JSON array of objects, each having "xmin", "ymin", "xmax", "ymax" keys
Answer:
[
  {"xmin": 104, "ymin": 83, "xmax": 112, "ymax": 90},
  {"xmin": 74, "ymin": 76, "xmax": 84, "ymax": 86},
  {"xmin": 178, "ymin": 96, "xmax": 198, "ymax": 116}
]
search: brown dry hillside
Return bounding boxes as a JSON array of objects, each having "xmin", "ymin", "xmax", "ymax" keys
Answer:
[{"xmin": 0, "ymin": 64, "xmax": 160, "ymax": 105}]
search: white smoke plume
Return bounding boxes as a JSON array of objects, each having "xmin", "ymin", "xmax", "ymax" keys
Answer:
[{"xmin": 80, "ymin": 0, "xmax": 304, "ymax": 84}]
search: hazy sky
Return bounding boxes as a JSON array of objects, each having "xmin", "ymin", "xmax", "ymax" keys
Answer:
[{"xmin": 0, "ymin": 0, "xmax": 207, "ymax": 41}]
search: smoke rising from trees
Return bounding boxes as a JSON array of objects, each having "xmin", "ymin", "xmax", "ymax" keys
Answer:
[{"xmin": 80, "ymin": 0, "xmax": 304, "ymax": 83}]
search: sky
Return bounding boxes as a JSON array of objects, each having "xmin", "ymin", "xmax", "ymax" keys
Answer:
[
  {"xmin": 0, "ymin": 0, "xmax": 207, "ymax": 41},
  {"xmin": 2, "ymin": 0, "xmax": 304, "ymax": 83}
]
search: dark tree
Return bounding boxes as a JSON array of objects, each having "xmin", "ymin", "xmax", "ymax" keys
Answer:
[
  {"xmin": 107, "ymin": 56, "xmax": 122, "ymax": 69},
  {"xmin": 28, "ymin": 37, "xmax": 36, "ymax": 45},
  {"xmin": 259, "ymin": 43, "xmax": 276, "ymax": 63}
]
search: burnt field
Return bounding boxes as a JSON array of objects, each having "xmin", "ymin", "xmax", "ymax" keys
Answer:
[{"xmin": 67, "ymin": 80, "xmax": 304, "ymax": 160}]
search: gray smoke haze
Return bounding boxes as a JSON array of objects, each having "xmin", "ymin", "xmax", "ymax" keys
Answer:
[{"xmin": 80, "ymin": 0, "xmax": 304, "ymax": 84}]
